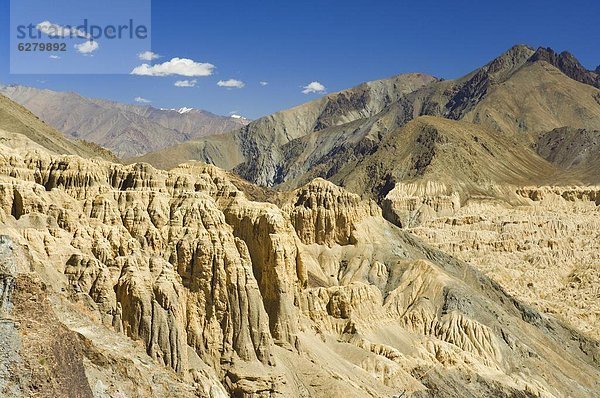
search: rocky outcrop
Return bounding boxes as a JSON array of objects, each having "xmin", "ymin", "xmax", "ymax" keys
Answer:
[
  {"xmin": 0, "ymin": 151, "xmax": 285, "ymax": 394},
  {"xmin": 282, "ymin": 178, "xmax": 381, "ymax": 246},
  {"xmin": 0, "ymin": 235, "xmax": 210, "ymax": 398},
  {"xmin": 222, "ymin": 197, "xmax": 302, "ymax": 346},
  {"xmin": 382, "ymin": 181, "xmax": 460, "ymax": 227},
  {"xmin": 530, "ymin": 47, "xmax": 600, "ymax": 88}
]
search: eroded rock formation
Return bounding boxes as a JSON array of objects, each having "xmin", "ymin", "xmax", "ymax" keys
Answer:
[{"xmin": 0, "ymin": 140, "xmax": 599, "ymax": 397}]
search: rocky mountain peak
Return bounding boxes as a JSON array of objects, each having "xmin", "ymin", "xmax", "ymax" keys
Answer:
[
  {"xmin": 486, "ymin": 44, "xmax": 535, "ymax": 76},
  {"xmin": 530, "ymin": 46, "xmax": 600, "ymax": 88}
]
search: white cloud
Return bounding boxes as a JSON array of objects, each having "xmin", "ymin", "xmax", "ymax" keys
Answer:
[
  {"xmin": 74, "ymin": 40, "xmax": 99, "ymax": 54},
  {"xmin": 49, "ymin": 55, "xmax": 61, "ymax": 59},
  {"xmin": 134, "ymin": 96, "xmax": 151, "ymax": 103},
  {"xmin": 259, "ymin": 81, "xmax": 268, "ymax": 86},
  {"xmin": 131, "ymin": 58, "xmax": 215, "ymax": 77},
  {"xmin": 302, "ymin": 81, "xmax": 326, "ymax": 94},
  {"xmin": 138, "ymin": 51, "xmax": 161, "ymax": 61},
  {"xmin": 37, "ymin": 21, "xmax": 90, "ymax": 39},
  {"xmin": 217, "ymin": 79, "xmax": 245, "ymax": 89},
  {"xmin": 174, "ymin": 79, "xmax": 197, "ymax": 87}
]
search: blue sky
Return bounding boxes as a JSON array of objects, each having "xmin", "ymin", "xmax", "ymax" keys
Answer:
[{"xmin": 1, "ymin": 0, "xmax": 599, "ymax": 119}]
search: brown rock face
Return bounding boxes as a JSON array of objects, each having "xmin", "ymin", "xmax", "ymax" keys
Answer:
[{"xmin": 530, "ymin": 47, "xmax": 600, "ymax": 88}]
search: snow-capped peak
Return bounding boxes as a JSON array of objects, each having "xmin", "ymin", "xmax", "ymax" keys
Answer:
[{"xmin": 159, "ymin": 107, "xmax": 195, "ymax": 114}]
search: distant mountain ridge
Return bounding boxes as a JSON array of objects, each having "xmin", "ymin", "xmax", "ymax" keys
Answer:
[
  {"xmin": 0, "ymin": 85, "xmax": 250, "ymax": 158},
  {"xmin": 0, "ymin": 92, "xmax": 116, "ymax": 161},
  {"xmin": 529, "ymin": 47, "xmax": 600, "ymax": 88}
]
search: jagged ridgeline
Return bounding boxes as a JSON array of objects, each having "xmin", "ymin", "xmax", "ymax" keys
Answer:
[
  {"xmin": 137, "ymin": 45, "xmax": 600, "ymax": 192},
  {"xmin": 0, "ymin": 45, "xmax": 599, "ymax": 398}
]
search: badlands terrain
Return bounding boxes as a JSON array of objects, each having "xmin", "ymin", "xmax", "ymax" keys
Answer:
[{"xmin": 0, "ymin": 44, "xmax": 599, "ymax": 397}]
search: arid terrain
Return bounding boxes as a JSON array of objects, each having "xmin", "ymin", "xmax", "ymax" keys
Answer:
[{"xmin": 0, "ymin": 45, "xmax": 599, "ymax": 398}]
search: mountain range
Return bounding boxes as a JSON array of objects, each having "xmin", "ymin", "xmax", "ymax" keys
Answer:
[
  {"xmin": 137, "ymin": 45, "xmax": 600, "ymax": 194},
  {"xmin": 0, "ymin": 85, "xmax": 250, "ymax": 158}
]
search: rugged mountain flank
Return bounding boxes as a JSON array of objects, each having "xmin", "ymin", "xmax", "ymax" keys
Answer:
[
  {"xmin": 534, "ymin": 127, "xmax": 600, "ymax": 184},
  {"xmin": 134, "ymin": 73, "xmax": 437, "ymax": 180},
  {"xmin": 338, "ymin": 116, "xmax": 564, "ymax": 197}
]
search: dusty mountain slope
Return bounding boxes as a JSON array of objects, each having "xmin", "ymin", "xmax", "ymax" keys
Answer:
[
  {"xmin": 1, "ymin": 131, "xmax": 599, "ymax": 397},
  {"xmin": 337, "ymin": 116, "xmax": 568, "ymax": 200},
  {"xmin": 0, "ymin": 93, "xmax": 116, "ymax": 161},
  {"xmin": 534, "ymin": 127, "xmax": 600, "ymax": 184},
  {"xmin": 0, "ymin": 85, "xmax": 248, "ymax": 158},
  {"xmin": 456, "ymin": 58, "xmax": 600, "ymax": 135},
  {"xmin": 137, "ymin": 45, "xmax": 600, "ymax": 194}
]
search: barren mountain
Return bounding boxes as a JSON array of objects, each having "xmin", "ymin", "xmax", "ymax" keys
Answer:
[
  {"xmin": 336, "ymin": 116, "xmax": 566, "ymax": 200},
  {"xmin": 133, "ymin": 73, "xmax": 438, "ymax": 180},
  {"xmin": 138, "ymin": 45, "xmax": 600, "ymax": 192},
  {"xmin": 0, "ymin": 85, "xmax": 249, "ymax": 158},
  {"xmin": 534, "ymin": 127, "xmax": 600, "ymax": 184}
]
